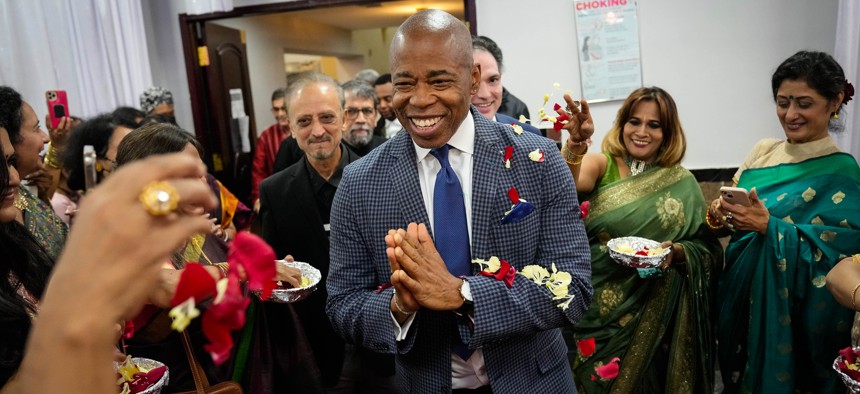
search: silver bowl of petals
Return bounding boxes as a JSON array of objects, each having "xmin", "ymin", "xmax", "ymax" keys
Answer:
[
  {"xmin": 833, "ymin": 347, "xmax": 860, "ymax": 393},
  {"xmin": 607, "ymin": 237, "xmax": 670, "ymax": 269},
  {"xmin": 116, "ymin": 357, "xmax": 169, "ymax": 394},
  {"xmin": 256, "ymin": 260, "xmax": 321, "ymax": 303}
]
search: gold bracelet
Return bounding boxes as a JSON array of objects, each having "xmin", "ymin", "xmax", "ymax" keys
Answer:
[
  {"xmin": 44, "ymin": 143, "xmax": 62, "ymax": 169},
  {"xmin": 852, "ymin": 281, "xmax": 860, "ymax": 311},
  {"xmin": 705, "ymin": 207, "xmax": 724, "ymax": 230},
  {"xmin": 853, "ymin": 254, "xmax": 860, "ymax": 265},
  {"xmin": 561, "ymin": 144, "xmax": 586, "ymax": 166},
  {"xmin": 214, "ymin": 262, "xmax": 229, "ymax": 278}
]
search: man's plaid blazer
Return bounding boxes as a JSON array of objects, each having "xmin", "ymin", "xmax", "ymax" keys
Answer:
[{"xmin": 326, "ymin": 106, "xmax": 592, "ymax": 393}]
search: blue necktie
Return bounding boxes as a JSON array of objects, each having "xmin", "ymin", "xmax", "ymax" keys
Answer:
[{"xmin": 430, "ymin": 145, "xmax": 472, "ymax": 360}]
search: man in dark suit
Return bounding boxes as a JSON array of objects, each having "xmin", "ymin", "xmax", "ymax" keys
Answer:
[
  {"xmin": 326, "ymin": 10, "xmax": 592, "ymax": 393},
  {"xmin": 259, "ymin": 72, "xmax": 395, "ymax": 393},
  {"xmin": 373, "ymin": 74, "xmax": 403, "ymax": 139},
  {"xmin": 471, "ymin": 35, "xmax": 542, "ymax": 136},
  {"xmin": 341, "ymin": 80, "xmax": 386, "ymax": 156}
]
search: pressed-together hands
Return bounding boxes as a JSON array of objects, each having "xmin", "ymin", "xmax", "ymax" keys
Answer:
[{"xmin": 386, "ymin": 223, "xmax": 464, "ymax": 323}]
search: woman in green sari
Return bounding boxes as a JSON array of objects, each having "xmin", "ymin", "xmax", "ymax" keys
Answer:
[
  {"xmin": 560, "ymin": 87, "xmax": 723, "ymax": 392},
  {"xmin": 710, "ymin": 51, "xmax": 859, "ymax": 393}
]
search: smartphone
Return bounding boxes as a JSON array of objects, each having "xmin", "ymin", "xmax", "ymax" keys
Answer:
[
  {"xmin": 45, "ymin": 90, "xmax": 69, "ymax": 129},
  {"xmin": 83, "ymin": 145, "xmax": 97, "ymax": 192},
  {"xmin": 720, "ymin": 186, "xmax": 751, "ymax": 207}
]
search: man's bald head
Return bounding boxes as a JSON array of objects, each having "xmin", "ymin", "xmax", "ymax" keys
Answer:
[{"xmin": 390, "ymin": 9, "xmax": 473, "ymax": 72}]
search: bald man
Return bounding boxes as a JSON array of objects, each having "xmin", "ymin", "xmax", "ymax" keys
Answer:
[{"xmin": 326, "ymin": 10, "xmax": 591, "ymax": 393}]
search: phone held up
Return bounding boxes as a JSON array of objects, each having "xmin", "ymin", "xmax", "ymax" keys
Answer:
[
  {"xmin": 45, "ymin": 90, "xmax": 69, "ymax": 129},
  {"xmin": 720, "ymin": 186, "xmax": 751, "ymax": 207}
]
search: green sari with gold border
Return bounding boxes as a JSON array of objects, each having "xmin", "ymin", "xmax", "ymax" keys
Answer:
[
  {"xmin": 718, "ymin": 152, "xmax": 860, "ymax": 394},
  {"xmin": 569, "ymin": 164, "xmax": 723, "ymax": 393}
]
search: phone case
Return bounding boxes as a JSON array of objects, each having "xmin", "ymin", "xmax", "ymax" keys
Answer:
[
  {"xmin": 45, "ymin": 90, "xmax": 69, "ymax": 129},
  {"xmin": 720, "ymin": 187, "xmax": 751, "ymax": 207}
]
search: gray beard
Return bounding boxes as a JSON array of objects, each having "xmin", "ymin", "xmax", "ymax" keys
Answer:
[{"xmin": 346, "ymin": 127, "xmax": 372, "ymax": 147}]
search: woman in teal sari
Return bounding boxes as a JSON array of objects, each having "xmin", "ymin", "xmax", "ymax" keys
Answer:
[
  {"xmin": 710, "ymin": 51, "xmax": 860, "ymax": 393},
  {"xmin": 560, "ymin": 87, "xmax": 723, "ymax": 392}
]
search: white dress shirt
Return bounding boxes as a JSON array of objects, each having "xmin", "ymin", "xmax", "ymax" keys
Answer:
[
  {"xmin": 384, "ymin": 118, "xmax": 403, "ymax": 139},
  {"xmin": 389, "ymin": 112, "xmax": 489, "ymax": 389}
]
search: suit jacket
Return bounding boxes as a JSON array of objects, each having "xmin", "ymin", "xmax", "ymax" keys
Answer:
[
  {"xmin": 499, "ymin": 87, "xmax": 531, "ymax": 121},
  {"xmin": 260, "ymin": 146, "xmax": 395, "ymax": 387},
  {"xmin": 344, "ymin": 135, "xmax": 387, "ymax": 157},
  {"xmin": 327, "ymin": 106, "xmax": 592, "ymax": 393},
  {"xmin": 496, "ymin": 113, "xmax": 543, "ymax": 137},
  {"xmin": 272, "ymin": 137, "xmax": 305, "ymax": 174}
]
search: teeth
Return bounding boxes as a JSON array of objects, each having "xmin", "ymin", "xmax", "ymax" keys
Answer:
[
  {"xmin": 413, "ymin": 117, "xmax": 442, "ymax": 127},
  {"xmin": 476, "ymin": 103, "xmax": 493, "ymax": 108},
  {"xmin": 633, "ymin": 140, "xmax": 649, "ymax": 145}
]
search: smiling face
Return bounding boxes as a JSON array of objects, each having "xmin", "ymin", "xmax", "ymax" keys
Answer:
[
  {"xmin": 14, "ymin": 102, "xmax": 49, "ymax": 178},
  {"xmin": 1, "ymin": 128, "xmax": 21, "ymax": 223},
  {"xmin": 272, "ymin": 98, "xmax": 288, "ymax": 128},
  {"xmin": 471, "ymin": 49, "xmax": 503, "ymax": 120},
  {"xmin": 391, "ymin": 31, "xmax": 479, "ymax": 149},
  {"xmin": 374, "ymin": 82, "xmax": 396, "ymax": 121},
  {"xmin": 622, "ymin": 101, "xmax": 664, "ymax": 163},
  {"xmin": 289, "ymin": 82, "xmax": 343, "ymax": 161},
  {"xmin": 776, "ymin": 79, "xmax": 842, "ymax": 143}
]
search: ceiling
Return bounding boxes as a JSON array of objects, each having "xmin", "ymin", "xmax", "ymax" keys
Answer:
[{"xmin": 286, "ymin": 0, "xmax": 465, "ymax": 30}]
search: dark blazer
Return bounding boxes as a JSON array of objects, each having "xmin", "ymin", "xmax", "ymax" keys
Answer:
[
  {"xmin": 496, "ymin": 113, "xmax": 543, "ymax": 137},
  {"xmin": 499, "ymin": 87, "xmax": 531, "ymax": 120},
  {"xmin": 344, "ymin": 135, "xmax": 387, "ymax": 157},
  {"xmin": 260, "ymin": 146, "xmax": 393, "ymax": 386},
  {"xmin": 326, "ymin": 106, "xmax": 592, "ymax": 393},
  {"xmin": 271, "ymin": 137, "xmax": 305, "ymax": 174}
]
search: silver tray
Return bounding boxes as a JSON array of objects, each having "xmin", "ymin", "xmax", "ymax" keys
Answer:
[
  {"xmin": 606, "ymin": 236, "xmax": 670, "ymax": 269},
  {"xmin": 255, "ymin": 260, "xmax": 321, "ymax": 303},
  {"xmin": 833, "ymin": 347, "xmax": 860, "ymax": 393},
  {"xmin": 117, "ymin": 357, "xmax": 169, "ymax": 394}
]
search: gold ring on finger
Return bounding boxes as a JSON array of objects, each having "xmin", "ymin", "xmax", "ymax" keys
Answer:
[{"xmin": 139, "ymin": 181, "xmax": 179, "ymax": 216}]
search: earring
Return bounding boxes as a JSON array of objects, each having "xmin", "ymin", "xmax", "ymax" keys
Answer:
[{"xmin": 833, "ymin": 112, "xmax": 839, "ymax": 119}]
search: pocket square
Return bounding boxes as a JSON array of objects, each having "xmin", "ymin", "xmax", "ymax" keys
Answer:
[{"xmin": 501, "ymin": 187, "xmax": 535, "ymax": 224}]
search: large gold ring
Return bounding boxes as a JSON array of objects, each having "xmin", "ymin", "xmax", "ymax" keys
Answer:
[{"xmin": 139, "ymin": 181, "xmax": 179, "ymax": 216}]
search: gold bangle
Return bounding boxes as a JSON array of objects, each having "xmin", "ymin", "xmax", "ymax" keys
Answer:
[
  {"xmin": 853, "ymin": 254, "xmax": 860, "ymax": 265},
  {"xmin": 852, "ymin": 281, "xmax": 860, "ymax": 311},
  {"xmin": 705, "ymin": 207, "xmax": 724, "ymax": 230},
  {"xmin": 44, "ymin": 143, "xmax": 62, "ymax": 169},
  {"xmin": 561, "ymin": 144, "xmax": 586, "ymax": 166}
]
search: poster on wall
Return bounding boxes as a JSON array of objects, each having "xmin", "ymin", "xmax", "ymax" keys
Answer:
[{"xmin": 574, "ymin": 0, "xmax": 642, "ymax": 102}]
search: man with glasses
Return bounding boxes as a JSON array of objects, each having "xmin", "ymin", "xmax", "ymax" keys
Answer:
[
  {"xmin": 251, "ymin": 88, "xmax": 291, "ymax": 211},
  {"xmin": 341, "ymin": 80, "xmax": 386, "ymax": 156}
]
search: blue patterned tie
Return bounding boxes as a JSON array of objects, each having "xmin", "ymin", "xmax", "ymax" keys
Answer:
[{"xmin": 429, "ymin": 145, "xmax": 472, "ymax": 360}]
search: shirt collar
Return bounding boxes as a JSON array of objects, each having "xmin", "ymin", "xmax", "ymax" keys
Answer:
[{"xmin": 413, "ymin": 111, "xmax": 476, "ymax": 163}]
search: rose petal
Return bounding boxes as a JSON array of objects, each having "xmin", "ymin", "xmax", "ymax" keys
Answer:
[
  {"xmin": 507, "ymin": 187, "xmax": 520, "ymax": 204},
  {"xmin": 595, "ymin": 357, "xmax": 621, "ymax": 380},
  {"xmin": 170, "ymin": 263, "xmax": 217, "ymax": 307},
  {"xmin": 553, "ymin": 103, "xmax": 562, "ymax": 111},
  {"xmin": 577, "ymin": 337, "xmax": 596, "ymax": 357},
  {"xmin": 553, "ymin": 113, "xmax": 570, "ymax": 132},
  {"xmin": 580, "ymin": 201, "xmax": 590, "ymax": 219},
  {"xmin": 228, "ymin": 232, "xmax": 276, "ymax": 299}
]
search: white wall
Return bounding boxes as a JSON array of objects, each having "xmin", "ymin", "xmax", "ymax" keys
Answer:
[
  {"xmin": 213, "ymin": 13, "xmax": 359, "ymax": 132},
  {"xmin": 140, "ymin": 0, "xmax": 194, "ymax": 132},
  {"xmin": 476, "ymin": 0, "xmax": 839, "ymax": 169}
]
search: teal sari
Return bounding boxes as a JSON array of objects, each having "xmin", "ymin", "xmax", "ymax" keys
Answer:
[
  {"xmin": 569, "ymin": 165, "xmax": 723, "ymax": 393},
  {"xmin": 718, "ymin": 152, "xmax": 860, "ymax": 393}
]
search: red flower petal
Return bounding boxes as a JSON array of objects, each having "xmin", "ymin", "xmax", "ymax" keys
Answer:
[
  {"xmin": 479, "ymin": 270, "xmax": 495, "ymax": 278},
  {"xmin": 595, "ymin": 357, "xmax": 620, "ymax": 380},
  {"xmin": 502, "ymin": 265, "xmax": 516, "ymax": 288},
  {"xmin": 170, "ymin": 263, "xmax": 217, "ymax": 307},
  {"xmin": 504, "ymin": 146, "xmax": 514, "ymax": 162},
  {"xmin": 493, "ymin": 260, "xmax": 511, "ymax": 281},
  {"xmin": 840, "ymin": 346, "xmax": 858, "ymax": 365},
  {"xmin": 228, "ymin": 232, "xmax": 276, "ymax": 300},
  {"xmin": 202, "ymin": 274, "xmax": 249, "ymax": 365},
  {"xmin": 507, "ymin": 187, "xmax": 520, "ymax": 204},
  {"xmin": 579, "ymin": 201, "xmax": 590, "ymax": 219},
  {"xmin": 553, "ymin": 113, "xmax": 570, "ymax": 132},
  {"xmin": 577, "ymin": 337, "xmax": 596, "ymax": 357},
  {"xmin": 553, "ymin": 103, "xmax": 562, "ymax": 111}
]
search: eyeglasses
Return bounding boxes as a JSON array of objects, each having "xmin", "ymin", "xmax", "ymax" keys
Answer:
[{"xmin": 344, "ymin": 107, "xmax": 375, "ymax": 120}]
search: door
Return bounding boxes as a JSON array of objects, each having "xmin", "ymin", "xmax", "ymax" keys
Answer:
[{"xmin": 185, "ymin": 22, "xmax": 257, "ymax": 203}]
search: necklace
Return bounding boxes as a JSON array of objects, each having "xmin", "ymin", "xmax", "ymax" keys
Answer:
[{"xmin": 624, "ymin": 156, "xmax": 655, "ymax": 176}]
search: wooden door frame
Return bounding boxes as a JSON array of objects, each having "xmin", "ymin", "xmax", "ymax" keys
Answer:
[{"xmin": 178, "ymin": 0, "xmax": 477, "ymax": 154}]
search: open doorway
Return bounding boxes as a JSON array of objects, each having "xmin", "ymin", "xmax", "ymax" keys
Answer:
[{"xmin": 179, "ymin": 0, "xmax": 473, "ymax": 203}]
